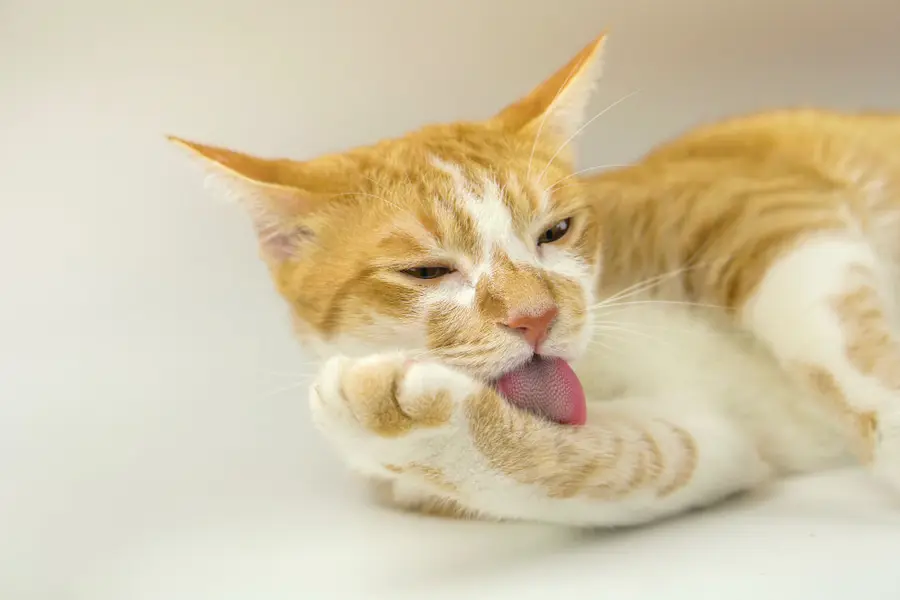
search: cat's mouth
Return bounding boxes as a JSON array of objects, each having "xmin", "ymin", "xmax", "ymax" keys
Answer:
[{"xmin": 492, "ymin": 355, "xmax": 587, "ymax": 426}]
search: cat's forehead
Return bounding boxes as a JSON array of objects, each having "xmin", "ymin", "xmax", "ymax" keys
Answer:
[
  {"xmin": 375, "ymin": 155, "xmax": 552, "ymax": 262},
  {"xmin": 431, "ymin": 156, "xmax": 548, "ymax": 221}
]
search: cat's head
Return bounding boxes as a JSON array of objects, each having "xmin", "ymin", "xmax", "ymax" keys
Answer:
[{"xmin": 172, "ymin": 34, "xmax": 606, "ymax": 382}]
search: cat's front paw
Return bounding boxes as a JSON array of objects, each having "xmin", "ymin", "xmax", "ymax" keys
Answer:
[{"xmin": 309, "ymin": 353, "xmax": 481, "ymax": 478}]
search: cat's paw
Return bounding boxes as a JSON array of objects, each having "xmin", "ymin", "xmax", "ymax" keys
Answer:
[{"xmin": 308, "ymin": 353, "xmax": 482, "ymax": 478}]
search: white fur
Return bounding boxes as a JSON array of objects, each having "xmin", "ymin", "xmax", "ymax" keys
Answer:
[
  {"xmin": 580, "ymin": 303, "xmax": 853, "ymax": 475},
  {"xmin": 308, "ymin": 317, "xmax": 429, "ymax": 360},
  {"xmin": 743, "ymin": 235, "xmax": 887, "ymax": 412},
  {"xmin": 310, "ymin": 356, "xmax": 471, "ymax": 479},
  {"xmin": 538, "ymin": 240, "xmax": 592, "ymax": 281},
  {"xmin": 308, "ymin": 356, "xmax": 386, "ymax": 477},
  {"xmin": 744, "ymin": 233, "xmax": 900, "ymax": 491},
  {"xmin": 425, "ymin": 276, "xmax": 477, "ymax": 309}
]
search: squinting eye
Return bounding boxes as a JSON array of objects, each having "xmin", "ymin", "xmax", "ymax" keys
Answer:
[
  {"xmin": 537, "ymin": 218, "xmax": 572, "ymax": 245},
  {"xmin": 402, "ymin": 266, "xmax": 454, "ymax": 280}
]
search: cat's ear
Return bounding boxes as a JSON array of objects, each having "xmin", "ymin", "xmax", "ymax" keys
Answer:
[
  {"xmin": 169, "ymin": 137, "xmax": 320, "ymax": 260},
  {"xmin": 493, "ymin": 33, "xmax": 607, "ymax": 139}
]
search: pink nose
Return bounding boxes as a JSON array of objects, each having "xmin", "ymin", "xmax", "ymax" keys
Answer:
[{"xmin": 501, "ymin": 307, "xmax": 558, "ymax": 349}]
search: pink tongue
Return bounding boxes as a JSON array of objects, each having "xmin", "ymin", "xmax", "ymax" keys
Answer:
[{"xmin": 496, "ymin": 357, "xmax": 587, "ymax": 426}]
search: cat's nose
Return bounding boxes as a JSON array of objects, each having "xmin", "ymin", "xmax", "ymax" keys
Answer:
[{"xmin": 501, "ymin": 306, "xmax": 559, "ymax": 349}]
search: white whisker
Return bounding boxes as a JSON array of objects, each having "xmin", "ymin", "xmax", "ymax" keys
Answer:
[
  {"xmin": 587, "ymin": 337, "xmax": 629, "ymax": 360},
  {"xmin": 258, "ymin": 363, "xmax": 321, "ymax": 379},
  {"xmin": 592, "ymin": 324, "xmax": 679, "ymax": 352},
  {"xmin": 594, "ymin": 266, "xmax": 694, "ymax": 308},
  {"xmin": 547, "ymin": 163, "xmax": 631, "ymax": 191},
  {"xmin": 591, "ymin": 319, "xmax": 699, "ymax": 336},
  {"xmin": 260, "ymin": 375, "xmax": 316, "ymax": 400},
  {"xmin": 594, "ymin": 299, "xmax": 728, "ymax": 312},
  {"xmin": 536, "ymin": 90, "xmax": 639, "ymax": 185},
  {"xmin": 525, "ymin": 59, "xmax": 586, "ymax": 183}
]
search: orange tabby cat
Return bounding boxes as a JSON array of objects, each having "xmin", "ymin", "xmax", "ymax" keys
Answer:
[{"xmin": 171, "ymin": 33, "xmax": 900, "ymax": 526}]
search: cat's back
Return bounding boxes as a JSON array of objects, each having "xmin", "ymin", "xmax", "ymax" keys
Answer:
[
  {"xmin": 588, "ymin": 108, "xmax": 900, "ymax": 212},
  {"xmin": 575, "ymin": 111, "xmax": 900, "ymax": 475},
  {"xmin": 645, "ymin": 108, "xmax": 900, "ymax": 179},
  {"xmin": 587, "ymin": 108, "xmax": 900, "ymax": 305}
]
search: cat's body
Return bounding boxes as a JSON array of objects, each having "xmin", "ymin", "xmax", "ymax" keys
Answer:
[
  {"xmin": 581, "ymin": 107, "xmax": 900, "ymax": 478},
  {"xmin": 173, "ymin": 35, "xmax": 900, "ymax": 526},
  {"xmin": 575, "ymin": 302, "xmax": 851, "ymax": 477}
]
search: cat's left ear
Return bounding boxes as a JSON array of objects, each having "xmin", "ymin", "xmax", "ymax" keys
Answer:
[
  {"xmin": 493, "ymin": 33, "xmax": 607, "ymax": 140},
  {"xmin": 169, "ymin": 137, "xmax": 323, "ymax": 260}
]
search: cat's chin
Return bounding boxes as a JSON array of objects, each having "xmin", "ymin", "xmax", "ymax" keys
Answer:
[{"xmin": 492, "ymin": 355, "xmax": 588, "ymax": 426}]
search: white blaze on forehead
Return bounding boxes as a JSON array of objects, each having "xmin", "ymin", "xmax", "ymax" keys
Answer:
[
  {"xmin": 430, "ymin": 157, "xmax": 534, "ymax": 273},
  {"xmin": 425, "ymin": 156, "xmax": 596, "ymax": 312}
]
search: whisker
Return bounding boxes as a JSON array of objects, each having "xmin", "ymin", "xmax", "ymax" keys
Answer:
[
  {"xmin": 587, "ymin": 337, "xmax": 629, "ymax": 360},
  {"xmin": 591, "ymin": 319, "xmax": 700, "ymax": 336},
  {"xmin": 402, "ymin": 172, "xmax": 417, "ymax": 197},
  {"xmin": 362, "ymin": 174, "xmax": 404, "ymax": 206},
  {"xmin": 361, "ymin": 174, "xmax": 386, "ymax": 192},
  {"xmin": 260, "ymin": 375, "xmax": 317, "ymax": 400},
  {"xmin": 432, "ymin": 344, "xmax": 507, "ymax": 359},
  {"xmin": 258, "ymin": 362, "xmax": 322, "ymax": 378},
  {"xmin": 547, "ymin": 163, "xmax": 632, "ymax": 191},
  {"xmin": 594, "ymin": 266, "xmax": 695, "ymax": 308},
  {"xmin": 592, "ymin": 324, "xmax": 680, "ymax": 352},
  {"xmin": 593, "ymin": 299, "xmax": 728, "ymax": 312},
  {"xmin": 536, "ymin": 90, "xmax": 639, "ymax": 185},
  {"xmin": 600, "ymin": 270, "xmax": 689, "ymax": 304},
  {"xmin": 586, "ymin": 332, "xmax": 642, "ymax": 361},
  {"xmin": 597, "ymin": 255, "xmax": 744, "ymax": 310},
  {"xmin": 525, "ymin": 59, "xmax": 586, "ymax": 183}
]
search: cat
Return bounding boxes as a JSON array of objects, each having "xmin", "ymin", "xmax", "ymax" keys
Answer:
[{"xmin": 171, "ymin": 32, "xmax": 900, "ymax": 527}]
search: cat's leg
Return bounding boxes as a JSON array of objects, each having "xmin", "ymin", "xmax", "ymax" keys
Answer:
[
  {"xmin": 366, "ymin": 477, "xmax": 476, "ymax": 519},
  {"xmin": 309, "ymin": 353, "xmax": 769, "ymax": 527},
  {"xmin": 740, "ymin": 232, "xmax": 900, "ymax": 489}
]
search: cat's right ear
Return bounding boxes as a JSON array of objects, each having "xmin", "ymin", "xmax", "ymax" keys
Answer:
[
  {"xmin": 492, "ymin": 33, "xmax": 607, "ymax": 141},
  {"xmin": 168, "ymin": 137, "xmax": 320, "ymax": 260}
]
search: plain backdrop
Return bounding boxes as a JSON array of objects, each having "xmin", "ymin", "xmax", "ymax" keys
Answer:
[{"xmin": 4, "ymin": 1, "xmax": 900, "ymax": 598}]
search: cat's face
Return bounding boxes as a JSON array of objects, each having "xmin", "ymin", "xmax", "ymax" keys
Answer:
[{"xmin": 173, "ymin": 34, "xmax": 607, "ymax": 383}]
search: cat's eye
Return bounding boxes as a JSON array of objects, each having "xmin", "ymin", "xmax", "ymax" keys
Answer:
[
  {"xmin": 537, "ymin": 218, "xmax": 572, "ymax": 245},
  {"xmin": 402, "ymin": 266, "xmax": 454, "ymax": 280}
]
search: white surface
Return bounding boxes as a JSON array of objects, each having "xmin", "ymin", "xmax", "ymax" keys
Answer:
[{"xmin": 4, "ymin": 1, "xmax": 900, "ymax": 598}]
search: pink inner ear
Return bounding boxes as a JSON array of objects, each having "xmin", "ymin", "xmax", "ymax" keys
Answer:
[{"xmin": 256, "ymin": 223, "xmax": 314, "ymax": 260}]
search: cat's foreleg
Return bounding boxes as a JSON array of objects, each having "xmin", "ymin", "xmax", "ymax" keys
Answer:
[{"xmin": 309, "ymin": 353, "xmax": 769, "ymax": 526}]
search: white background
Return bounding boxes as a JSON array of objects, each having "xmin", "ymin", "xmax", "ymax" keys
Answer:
[{"xmin": 4, "ymin": 1, "xmax": 900, "ymax": 598}]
